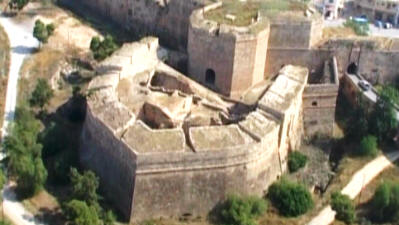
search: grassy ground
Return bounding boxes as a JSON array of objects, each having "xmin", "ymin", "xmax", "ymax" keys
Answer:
[
  {"xmin": 0, "ymin": 24, "xmax": 10, "ymax": 140},
  {"xmin": 204, "ymin": 0, "xmax": 306, "ymax": 26}
]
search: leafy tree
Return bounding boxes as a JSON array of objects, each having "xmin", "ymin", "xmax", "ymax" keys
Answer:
[
  {"xmin": 70, "ymin": 168, "xmax": 99, "ymax": 206},
  {"xmin": 2, "ymin": 107, "xmax": 47, "ymax": 198},
  {"xmin": 90, "ymin": 35, "xmax": 118, "ymax": 61},
  {"xmin": 357, "ymin": 135, "xmax": 378, "ymax": 157},
  {"xmin": 344, "ymin": 18, "xmax": 370, "ymax": 36},
  {"xmin": 370, "ymin": 85, "xmax": 398, "ymax": 142},
  {"xmin": 102, "ymin": 210, "xmax": 116, "ymax": 225},
  {"xmin": 346, "ymin": 97, "xmax": 369, "ymax": 141},
  {"xmin": 8, "ymin": 0, "xmax": 29, "ymax": 10},
  {"xmin": 33, "ymin": 20, "xmax": 55, "ymax": 46},
  {"xmin": 29, "ymin": 78, "xmax": 54, "ymax": 110},
  {"xmin": 331, "ymin": 192, "xmax": 356, "ymax": 224},
  {"xmin": 0, "ymin": 169, "xmax": 6, "ymax": 202},
  {"xmin": 64, "ymin": 200, "xmax": 100, "ymax": 225},
  {"xmin": 0, "ymin": 219, "xmax": 12, "ymax": 225},
  {"xmin": 370, "ymin": 181, "xmax": 399, "ymax": 223},
  {"xmin": 288, "ymin": 151, "xmax": 308, "ymax": 173},
  {"xmin": 219, "ymin": 194, "xmax": 267, "ymax": 225},
  {"xmin": 267, "ymin": 179, "xmax": 314, "ymax": 217}
]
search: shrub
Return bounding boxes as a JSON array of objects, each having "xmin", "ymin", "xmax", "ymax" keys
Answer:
[
  {"xmin": 219, "ymin": 194, "xmax": 267, "ymax": 225},
  {"xmin": 267, "ymin": 179, "xmax": 313, "ymax": 217},
  {"xmin": 288, "ymin": 151, "xmax": 308, "ymax": 173},
  {"xmin": 8, "ymin": 0, "xmax": 29, "ymax": 10},
  {"xmin": 64, "ymin": 200, "xmax": 100, "ymax": 225},
  {"xmin": 90, "ymin": 35, "xmax": 118, "ymax": 61},
  {"xmin": 331, "ymin": 192, "xmax": 356, "ymax": 224},
  {"xmin": 29, "ymin": 78, "xmax": 54, "ymax": 110},
  {"xmin": 344, "ymin": 19, "xmax": 369, "ymax": 36},
  {"xmin": 357, "ymin": 135, "xmax": 378, "ymax": 157},
  {"xmin": 33, "ymin": 20, "xmax": 55, "ymax": 45},
  {"xmin": 370, "ymin": 181, "xmax": 399, "ymax": 223}
]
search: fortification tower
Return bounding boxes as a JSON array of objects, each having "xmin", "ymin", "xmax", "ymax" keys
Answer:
[{"xmin": 187, "ymin": 2, "xmax": 270, "ymax": 99}]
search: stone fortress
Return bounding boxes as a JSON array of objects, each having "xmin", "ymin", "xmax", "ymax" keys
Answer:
[{"xmin": 74, "ymin": 0, "xmax": 399, "ymax": 223}]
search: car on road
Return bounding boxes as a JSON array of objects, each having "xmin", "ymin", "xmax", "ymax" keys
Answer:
[
  {"xmin": 384, "ymin": 22, "xmax": 392, "ymax": 29},
  {"xmin": 358, "ymin": 80, "xmax": 371, "ymax": 91}
]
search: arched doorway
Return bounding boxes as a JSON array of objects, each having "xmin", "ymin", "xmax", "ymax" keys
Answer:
[
  {"xmin": 205, "ymin": 69, "xmax": 216, "ymax": 85},
  {"xmin": 347, "ymin": 62, "xmax": 358, "ymax": 74}
]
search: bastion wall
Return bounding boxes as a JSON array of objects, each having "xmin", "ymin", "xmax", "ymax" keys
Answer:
[{"xmin": 80, "ymin": 38, "xmax": 308, "ymax": 222}]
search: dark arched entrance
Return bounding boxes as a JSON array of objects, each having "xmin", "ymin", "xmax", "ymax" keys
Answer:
[
  {"xmin": 205, "ymin": 69, "xmax": 216, "ymax": 85},
  {"xmin": 347, "ymin": 62, "xmax": 358, "ymax": 74}
]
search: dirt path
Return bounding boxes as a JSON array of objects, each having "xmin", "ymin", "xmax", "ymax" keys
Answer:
[
  {"xmin": 0, "ymin": 13, "xmax": 43, "ymax": 225},
  {"xmin": 307, "ymin": 151, "xmax": 399, "ymax": 225}
]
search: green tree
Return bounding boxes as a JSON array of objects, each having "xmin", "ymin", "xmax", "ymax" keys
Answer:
[
  {"xmin": 346, "ymin": 97, "xmax": 369, "ymax": 141},
  {"xmin": 344, "ymin": 18, "xmax": 370, "ymax": 36},
  {"xmin": 33, "ymin": 20, "xmax": 55, "ymax": 46},
  {"xmin": 70, "ymin": 168, "xmax": 99, "ymax": 206},
  {"xmin": 357, "ymin": 135, "xmax": 378, "ymax": 157},
  {"xmin": 0, "ymin": 169, "xmax": 6, "ymax": 202},
  {"xmin": 288, "ymin": 151, "xmax": 308, "ymax": 173},
  {"xmin": 220, "ymin": 194, "xmax": 267, "ymax": 225},
  {"xmin": 370, "ymin": 181, "xmax": 399, "ymax": 223},
  {"xmin": 90, "ymin": 35, "xmax": 118, "ymax": 61},
  {"xmin": 64, "ymin": 200, "xmax": 100, "ymax": 225},
  {"xmin": 2, "ymin": 107, "xmax": 47, "ymax": 198},
  {"xmin": 370, "ymin": 85, "xmax": 398, "ymax": 142},
  {"xmin": 8, "ymin": 0, "xmax": 29, "ymax": 10},
  {"xmin": 102, "ymin": 210, "xmax": 116, "ymax": 225},
  {"xmin": 29, "ymin": 78, "xmax": 54, "ymax": 110},
  {"xmin": 331, "ymin": 192, "xmax": 356, "ymax": 224},
  {"xmin": 267, "ymin": 179, "xmax": 314, "ymax": 217},
  {"xmin": 0, "ymin": 219, "xmax": 12, "ymax": 225}
]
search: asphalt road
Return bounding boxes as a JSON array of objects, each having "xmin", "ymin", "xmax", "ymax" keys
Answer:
[{"xmin": 324, "ymin": 18, "xmax": 399, "ymax": 38}]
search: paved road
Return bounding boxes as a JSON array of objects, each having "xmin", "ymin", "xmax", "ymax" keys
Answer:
[
  {"xmin": 345, "ymin": 73, "xmax": 399, "ymax": 119},
  {"xmin": 307, "ymin": 151, "xmax": 399, "ymax": 225},
  {"xmin": 0, "ymin": 14, "xmax": 42, "ymax": 225},
  {"xmin": 324, "ymin": 18, "xmax": 399, "ymax": 38}
]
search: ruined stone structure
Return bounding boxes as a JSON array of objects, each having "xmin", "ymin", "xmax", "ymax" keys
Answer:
[
  {"xmin": 81, "ymin": 38, "xmax": 309, "ymax": 222},
  {"xmin": 303, "ymin": 57, "xmax": 339, "ymax": 137}
]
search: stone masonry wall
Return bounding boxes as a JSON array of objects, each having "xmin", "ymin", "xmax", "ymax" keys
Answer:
[
  {"xmin": 303, "ymin": 58, "xmax": 339, "ymax": 137},
  {"xmin": 267, "ymin": 16, "xmax": 323, "ymax": 49},
  {"xmin": 80, "ymin": 0, "xmax": 204, "ymax": 51},
  {"xmin": 187, "ymin": 4, "xmax": 270, "ymax": 98},
  {"xmin": 80, "ymin": 107, "xmax": 137, "ymax": 218}
]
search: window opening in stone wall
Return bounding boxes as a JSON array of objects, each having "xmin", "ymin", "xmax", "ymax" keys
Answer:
[
  {"xmin": 312, "ymin": 101, "xmax": 318, "ymax": 106},
  {"xmin": 205, "ymin": 69, "xmax": 216, "ymax": 85},
  {"xmin": 347, "ymin": 62, "xmax": 358, "ymax": 74}
]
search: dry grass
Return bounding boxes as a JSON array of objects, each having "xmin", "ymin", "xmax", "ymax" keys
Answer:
[
  {"xmin": 18, "ymin": 48, "xmax": 65, "ymax": 107},
  {"xmin": 0, "ymin": 23, "xmax": 10, "ymax": 140}
]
